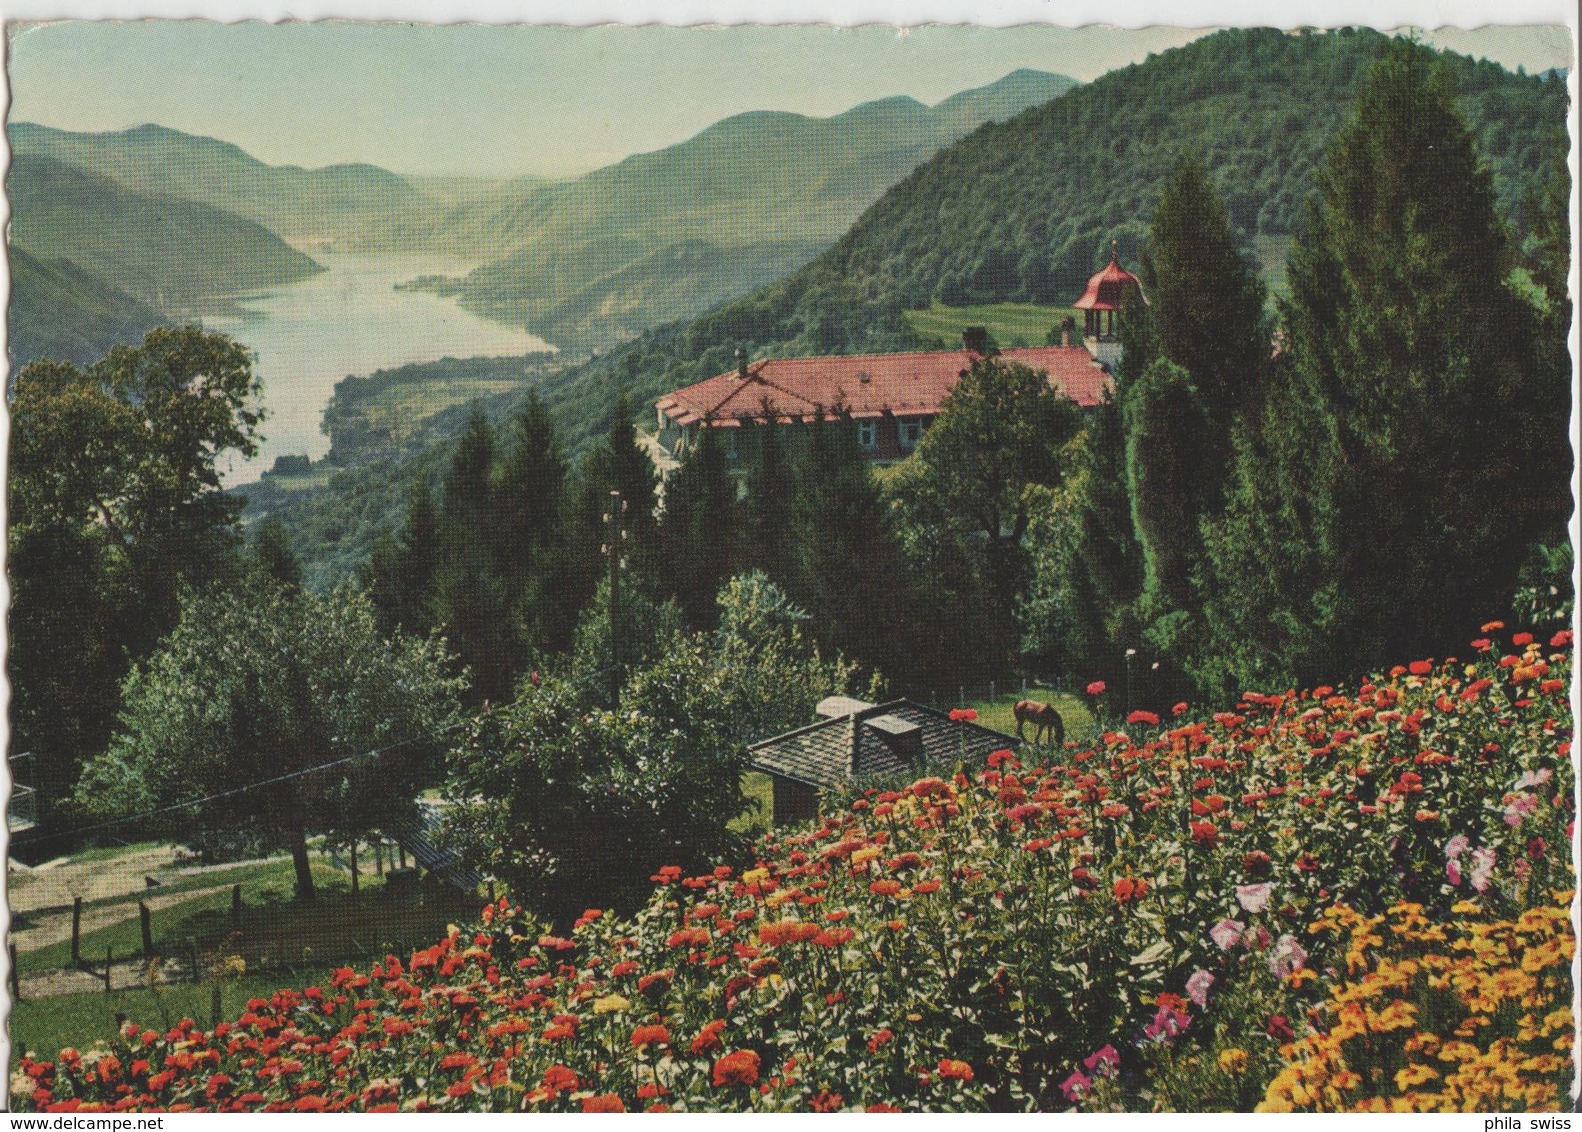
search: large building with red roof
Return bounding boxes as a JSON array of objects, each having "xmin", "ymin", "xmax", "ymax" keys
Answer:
[{"xmin": 651, "ymin": 252, "xmax": 1144, "ymax": 471}]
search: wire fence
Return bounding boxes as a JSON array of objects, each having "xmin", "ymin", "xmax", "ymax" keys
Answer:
[{"xmin": 920, "ymin": 676, "xmax": 1084, "ymax": 711}]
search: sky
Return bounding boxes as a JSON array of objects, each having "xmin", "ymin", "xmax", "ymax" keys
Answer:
[{"xmin": 5, "ymin": 17, "xmax": 1575, "ymax": 179}]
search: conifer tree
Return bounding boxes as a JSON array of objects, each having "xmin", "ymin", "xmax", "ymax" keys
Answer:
[
  {"xmin": 743, "ymin": 410, "xmax": 797, "ymax": 588},
  {"xmin": 1198, "ymin": 41, "xmax": 1570, "ymax": 690},
  {"xmin": 659, "ymin": 423, "xmax": 739, "ymax": 626}
]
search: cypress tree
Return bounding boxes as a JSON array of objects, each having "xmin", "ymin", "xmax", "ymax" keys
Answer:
[
  {"xmin": 1123, "ymin": 358, "xmax": 1212, "ymax": 612},
  {"xmin": 743, "ymin": 410, "xmax": 797, "ymax": 588},
  {"xmin": 1199, "ymin": 41, "xmax": 1570, "ymax": 690},
  {"xmin": 659, "ymin": 423, "xmax": 739, "ymax": 626}
]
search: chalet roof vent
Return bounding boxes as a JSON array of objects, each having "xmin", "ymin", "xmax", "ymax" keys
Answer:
[
  {"xmin": 735, "ymin": 347, "xmax": 748, "ymax": 379},
  {"xmin": 863, "ymin": 714, "xmax": 923, "ymax": 765},
  {"xmin": 817, "ymin": 695, "xmax": 874, "ymax": 719}
]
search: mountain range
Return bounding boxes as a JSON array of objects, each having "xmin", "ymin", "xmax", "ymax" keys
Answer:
[{"xmin": 8, "ymin": 67, "xmax": 1078, "ymax": 366}]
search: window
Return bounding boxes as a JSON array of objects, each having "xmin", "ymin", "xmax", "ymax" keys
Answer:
[
  {"xmin": 898, "ymin": 417, "xmax": 923, "ymax": 449},
  {"xmin": 856, "ymin": 420, "xmax": 877, "ymax": 449}
]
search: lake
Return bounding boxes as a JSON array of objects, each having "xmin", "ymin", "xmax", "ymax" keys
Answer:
[{"xmin": 206, "ymin": 252, "xmax": 551, "ymax": 485}]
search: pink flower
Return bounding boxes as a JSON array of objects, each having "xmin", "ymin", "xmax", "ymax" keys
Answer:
[
  {"xmin": 1504, "ymin": 793, "xmax": 1539, "ymax": 827},
  {"xmin": 1185, "ymin": 969, "xmax": 1215, "ymax": 1008},
  {"xmin": 1447, "ymin": 858, "xmax": 1464, "ymax": 887},
  {"xmin": 1235, "ymin": 883, "xmax": 1273, "ymax": 914},
  {"xmin": 1268, "ymin": 934, "xmax": 1308, "ymax": 979},
  {"xmin": 1469, "ymin": 847, "xmax": 1497, "ymax": 893},
  {"xmin": 1444, "ymin": 834, "xmax": 1470, "ymax": 860},
  {"xmin": 1060, "ymin": 1069, "xmax": 1092, "ymax": 1103},
  {"xmin": 1209, "ymin": 919, "xmax": 1244, "ymax": 950},
  {"xmin": 1081, "ymin": 1045, "xmax": 1120, "ymax": 1078},
  {"xmin": 1516, "ymin": 768, "xmax": 1553, "ymax": 790},
  {"xmin": 1086, "ymin": 681, "xmax": 1106, "ymax": 696}
]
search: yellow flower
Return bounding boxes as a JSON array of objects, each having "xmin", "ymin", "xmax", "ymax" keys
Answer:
[
  {"xmin": 850, "ymin": 847, "xmax": 882, "ymax": 866},
  {"xmin": 592, "ymin": 994, "xmax": 630, "ymax": 1014},
  {"xmin": 1218, "ymin": 1048, "xmax": 1249, "ymax": 1075},
  {"xmin": 1394, "ymin": 1064, "xmax": 1439, "ymax": 1090}
]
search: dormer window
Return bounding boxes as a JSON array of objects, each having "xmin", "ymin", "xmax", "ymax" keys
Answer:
[
  {"xmin": 898, "ymin": 417, "xmax": 923, "ymax": 449},
  {"xmin": 857, "ymin": 420, "xmax": 877, "ymax": 450}
]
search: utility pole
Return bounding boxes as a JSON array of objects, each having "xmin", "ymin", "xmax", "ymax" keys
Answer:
[{"xmin": 603, "ymin": 490, "xmax": 627, "ymax": 707}]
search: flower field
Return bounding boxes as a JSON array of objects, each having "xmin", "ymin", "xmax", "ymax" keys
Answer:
[{"xmin": 13, "ymin": 625, "xmax": 1575, "ymax": 1112}]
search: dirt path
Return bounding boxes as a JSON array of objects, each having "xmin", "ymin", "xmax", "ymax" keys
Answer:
[
  {"xmin": 8, "ymin": 846, "xmax": 184, "ymax": 916},
  {"xmin": 9, "ymin": 883, "xmax": 238, "ymax": 957}
]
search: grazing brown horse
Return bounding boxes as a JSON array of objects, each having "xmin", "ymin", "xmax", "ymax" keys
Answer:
[{"xmin": 1014, "ymin": 700, "xmax": 1064, "ymax": 746}]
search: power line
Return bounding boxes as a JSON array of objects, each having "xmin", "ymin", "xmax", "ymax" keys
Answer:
[{"xmin": 12, "ymin": 718, "xmax": 470, "ymax": 849}]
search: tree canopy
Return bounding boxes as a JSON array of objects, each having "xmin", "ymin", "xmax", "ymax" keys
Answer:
[{"xmin": 76, "ymin": 585, "xmax": 464, "ymax": 900}]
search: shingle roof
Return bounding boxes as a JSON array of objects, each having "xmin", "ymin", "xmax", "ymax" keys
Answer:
[
  {"xmin": 655, "ymin": 346, "xmax": 1109, "ymax": 429},
  {"xmin": 748, "ymin": 700, "xmax": 1016, "ymax": 788}
]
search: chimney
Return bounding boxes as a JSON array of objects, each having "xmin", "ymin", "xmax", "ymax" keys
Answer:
[
  {"xmin": 1060, "ymin": 316, "xmax": 1076, "ymax": 348},
  {"xmin": 736, "ymin": 347, "xmax": 748, "ymax": 379},
  {"xmin": 962, "ymin": 326, "xmax": 989, "ymax": 355},
  {"xmin": 864, "ymin": 714, "xmax": 923, "ymax": 766}
]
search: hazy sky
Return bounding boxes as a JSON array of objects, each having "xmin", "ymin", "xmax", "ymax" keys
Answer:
[{"xmin": 7, "ymin": 20, "xmax": 1574, "ymax": 178}]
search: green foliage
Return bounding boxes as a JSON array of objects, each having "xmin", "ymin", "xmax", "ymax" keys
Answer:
[
  {"xmin": 8, "ymin": 327, "xmax": 265, "ymax": 821},
  {"xmin": 75, "ymin": 585, "xmax": 464, "ymax": 900},
  {"xmin": 251, "ymin": 517, "xmax": 304, "ymax": 592},
  {"xmin": 1196, "ymin": 42, "xmax": 1572, "ymax": 694},
  {"xmin": 886, "ymin": 356, "xmax": 1083, "ymax": 678},
  {"xmin": 659, "ymin": 424, "xmax": 740, "ymax": 625},
  {"xmin": 1123, "ymin": 359, "xmax": 1212, "ymax": 611}
]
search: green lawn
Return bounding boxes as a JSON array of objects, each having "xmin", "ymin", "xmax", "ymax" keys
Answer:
[
  {"xmin": 903, "ymin": 302, "xmax": 1079, "ymax": 350},
  {"xmin": 9, "ymin": 965, "xmax": 336, "ymax": 1062},
  {"xmin": 963, "ymin": 686, "xmax": 1099, "ymax": 749},
  {"xmin": 733, "ymin": 771, "xmax": 775, "ymax": 836},
  {"xmin": 258, "ymin": 466, "xmax": 338, "ymax": 492}
]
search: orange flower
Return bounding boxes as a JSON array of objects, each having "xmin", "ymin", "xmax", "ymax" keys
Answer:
[
  {"xmin": 691, "ymin": 1020, "xmax": 727, "ymax": 1055},
  {"xmin": 938, "ymin": 1058, "xmax": 974, "ymax": 1081},
  {"xmin": 582, "ymin": 1094, "xmax": 626, "ymax": 1113},
  {"xmin": 631, "ymin": 1024, "xmax": 670, "ymax": 1048},
  {"xmin": 1113, "ymin": 876, "xmax": 1149, "ymax": 904},
  {"xmin": 713, "ymin": 1049, "xmax": 763, "ymax": 1088}
]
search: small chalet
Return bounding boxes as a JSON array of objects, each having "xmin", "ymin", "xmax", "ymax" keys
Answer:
[
  {"xmin": 748, "ymin": 696, "xmax": 1016, "ymax": 827},
  {"xmin": 654, "ymin": 248, "xmax": 1144, "ymax": 471}
]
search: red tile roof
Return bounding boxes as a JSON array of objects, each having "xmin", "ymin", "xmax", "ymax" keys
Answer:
[
  {"xmin": 656, "ymin": 346, "xmax": 1110, "ymax": 428},
  {"xmin": 1073, "ymin": 251, "xmax": 1146, "ymax": 313}
]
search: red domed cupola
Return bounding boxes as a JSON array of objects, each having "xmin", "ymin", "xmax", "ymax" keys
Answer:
[{"xmin": 1072, "ymin": 240, "xmax": 1146, "ymax": 343}]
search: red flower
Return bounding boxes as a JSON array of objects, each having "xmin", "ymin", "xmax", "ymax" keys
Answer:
[
  {"xmin": 868, "ymin": 1028, "xmax": 896, "ymax": 1053},
  {"xmin": 867, "ymin": 1103, "xmax": 903, "ymax": 1113},
  {"xmin": 712, "ymin": 1049, "xmax": 762, "ymax": 1088},
  {"xmin": 1190, "ymin": 821, "xmax": 1219, "ymax": 847},
  {"xmin": 948, "ymin": 708, "xmax": 978, "ymax": 722},
  {"xmin": 542, "ymin": 1065, "xmax": 578, "ymax": 1093},
  {"xmin": 1127, "ymin": 710, "xmax": 1160, "ymax": 726},
  {"xmin": 809, "ymin": 1091, "xmax": 845, "ymax": 1111},
  {"xmin": 691, "ymin": 1020, "xmax": 727, "ymax": 1055},
  {"xmin": 937, "ymin": 1058, "xmax": 974, "ymax": 1082},
  {"xmin": 1112, "ymin": 876, "xmax": 1148, "ymax": 904},
  {"xmin": 1512, "ymin": 632, "xmax": 1534, "ymax": 646},
  {"xmin": 631, "ymin": 1024, "xmax": 670, "ymax": 1048},
  {"xmin": 1408, "ymin": 659, "xmax": 1433, "ymax": 675},
  {"xmin": 582, "ymin": 1094, "xmax": 626, "ymax": 1113},
  {"xmin": 1086, "ymin": 681, "xmax": 1107, "ymax": 696}
]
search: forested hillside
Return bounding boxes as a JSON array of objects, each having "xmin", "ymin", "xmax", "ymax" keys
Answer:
[
  {"xmin": 7, "ymin": 246, "xmax": 166, "ymax": 368},
  {"xmin": 9, "ymin": 122, "xmax": 442, "ymax": 250},
  {"xmin": 8, "ymin": 155, "xmax": 324, "ymax": 311},
  {"xmin": 436, "ymin": 71, "xmax": 1079, "ymax": 347},
  {"xmin": 489, "ymin": 28, "xmax": 1571, "ymax": 453}
]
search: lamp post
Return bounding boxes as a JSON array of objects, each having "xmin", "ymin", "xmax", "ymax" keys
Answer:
[{"xmin": 1124, "ymin": 648, "xmax": 1137, "ymax": 719}]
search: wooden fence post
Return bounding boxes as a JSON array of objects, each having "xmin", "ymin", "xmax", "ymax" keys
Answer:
[
  {"xmin": 71, "ymin": 896, "xmax": 83, "ymax": 966},
  {"xmin": 350, "ymin": 841, "xmax": 359, "ymax": 896},
  {"xmin": 231, "ymin": 884, "xmax": 242, "ymax": 924},
  {"xmin": 139, "ymin": 901, "xmax": 153, "ymax": 957},
  {"xmin": 189, "ymin": 938, "xmax": 201, "ymax": 985},
  {"xmin": 399, "ymin": 844, "xmax": 408, "ymax": 870},
  {"xmin": 375, "ymin": 842, "xmax": 385, "ymax": 877},
  {"xmin": 210, "ymin": 983, "xmax": 223, "ymax": 1029},
  {"xmin": 9, "ymin": 942, "xmax": 20, "ymax": 1003},
  {"xmin": 104, "ymin": 946, "xmax": 113, "ymax": 992}
]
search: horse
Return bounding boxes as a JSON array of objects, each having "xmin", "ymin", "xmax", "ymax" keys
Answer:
[{"xmin": 1014, "ymin": 700, "xmax": 1064, "ymax": 746}]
